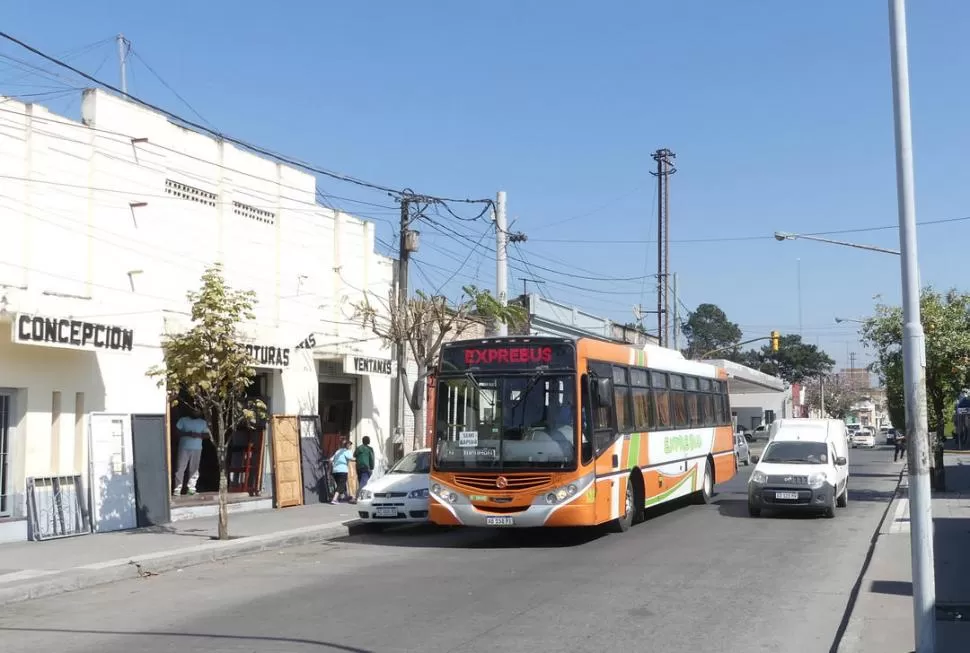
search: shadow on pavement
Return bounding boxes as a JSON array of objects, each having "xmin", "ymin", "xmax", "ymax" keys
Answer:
[
  {"xmin": 847, "ymin": 487, "xmax": 898, "ymax": 503},
  {"xmin": 0, "ymin": 627, "xmax": 370, "ymax": 652},
  {"xmin": 850, "ymin": 472, "xmax": 904, "ymax": 479},
  {"xmin": 714, "ymin": 499, "xmax": 832, "ymax": 520}
]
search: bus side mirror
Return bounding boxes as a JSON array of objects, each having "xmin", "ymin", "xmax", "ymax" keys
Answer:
[{"xmin": 593, "ymin": 377, "xmax": 613, "ymax": 408}]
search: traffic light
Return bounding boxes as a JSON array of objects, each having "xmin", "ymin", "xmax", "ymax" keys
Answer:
[{"xmin": 770, "ymin": 330, "xmax": 780, "ymax": 352}]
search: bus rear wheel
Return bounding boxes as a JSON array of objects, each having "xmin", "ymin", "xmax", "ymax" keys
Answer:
[
  {"xmin": 692, "ymin": 459, "xmax": 714, "ymax": 505},
  {"xmin": 609, "ymin": 477, "xmax": 635, "ymax": 533}
]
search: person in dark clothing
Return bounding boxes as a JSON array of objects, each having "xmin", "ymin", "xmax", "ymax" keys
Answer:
[
  {"xmin": 355, "ymin": 436, "xmax": 376, "ymax": 492},
  {"xmin": 894, "ymin": 432, "xmax": 906, "ymax": 462}
]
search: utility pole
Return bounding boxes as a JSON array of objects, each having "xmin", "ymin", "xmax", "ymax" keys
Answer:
[
  {"xmin": 117, "ymin": 34, "xmax": 128, "ymax": 96},
  {"xmin": 819, "ymin": 375, "xmax": 825, "ymax": 416},
  {"xmin": 672, "ymin": 273, "xmax": 680, "ymax": 350},
  {"xmin": 888, "ymin": 1, "xmax": 935, "ymax": 650},
  {"xmin": 396, "ymin": 191, "xmax": 419, "ymax": 456},
  {"xmin": 495, "ymin": 191, "xmax": 508, "ymax": 336},
  {"xmin": 797, "ymin": 258, "xmax": 803, "ymax": 336},
  {"xmin": 651, "ymin": 148, "xmax": 676, "ymax": 347}
]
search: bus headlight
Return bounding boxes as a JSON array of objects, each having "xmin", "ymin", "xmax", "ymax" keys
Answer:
[
  {"xmin": 544, "ymin": 483, "xmax": 579, "ymax": 505},
  {"xmin": 431, "ymin": 483, "xmax": 458, "ymax": 504}
]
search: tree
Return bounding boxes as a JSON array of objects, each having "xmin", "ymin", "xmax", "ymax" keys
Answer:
[
  {"xmin": 739, "ymin": 334, "xmax": 835, "ymax": 385},
  {"xmin": 860, "ymin": 287, "xmax": 970, "ymax": 490},
  {"xmin": 355, "ymin": 286, "xmax": 524, "ymax": 452},
  {"xmin": 805, "ymin": 374, "xmax": 861, "ymax": 420},
  {"xmin": 681, "ymin": 303, "xmax": 743, "ymax": 359},
  {"xmin": 148, "ymin": 264, "xmax": 266, "ymax": 540}
]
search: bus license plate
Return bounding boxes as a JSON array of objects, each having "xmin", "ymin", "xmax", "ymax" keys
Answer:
[
  {"xmin": 375, "ymin": 507, "xmax": 398, "ymax": 517},
  {"xmin": 775, "ymin": 492, "xmax": 798, "ymax": 500},
  {"xmin": 486, "ymin": 516, "xmax": 514, "ymax": 526}
]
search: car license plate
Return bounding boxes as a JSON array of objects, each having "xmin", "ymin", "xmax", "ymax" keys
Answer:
[
  {"xmin": 775, "ymin": 491, "xmax": 799, "ymax": 500},
  {"xmin": 485, "ymin": 516, "xmax": 514, "ymax": 526},
  {"xmin": 375, "ymin": 507, "xmax": 398, "ymax": 517}
]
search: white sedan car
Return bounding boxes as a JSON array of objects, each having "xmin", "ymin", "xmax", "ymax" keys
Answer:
[
  {"xmin": 356, "ymin": 449, "xmax": 431, "ymax": 525},
  {"xmin": 851, "ymin": 430, "xmax": 876, "ymax": 448}
]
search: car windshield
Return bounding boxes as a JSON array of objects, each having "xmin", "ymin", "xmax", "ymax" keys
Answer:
[
  {"xmin": 389, "ymin": 451, "xmax": 431, "ymax": 474},
  {"xmin": 434, "ymin": 374, "xmax": 577, "ymax": 470},
  {"xmin": 761, "ymin": 441, "xmax": 828, "ymax": 464}
]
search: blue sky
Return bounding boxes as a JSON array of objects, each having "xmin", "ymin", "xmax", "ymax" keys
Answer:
[{"xmin": 4, "ymin": 1, "xmax": 970, "ymax": 372}]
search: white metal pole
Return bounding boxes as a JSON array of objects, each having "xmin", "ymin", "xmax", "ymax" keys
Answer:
[
  {"xmin": 495, "ymin": 191, "xmax": 508, "ymax": 336},
  {"xmin": 117, "ymin": 34, "xmax": 127, "ymax": 96},
  {"xmin": 888, "ymin": 1, "xmax": 936, "ymax": 650},
  {"xmin": 797, "ymin": 258, "xmax": 803, "ymax": 336},
  {"xmin": 672, "ymin": 273, "xmax": 679, "ymax": 350}
]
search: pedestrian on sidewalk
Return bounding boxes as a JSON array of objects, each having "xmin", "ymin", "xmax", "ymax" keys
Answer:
[
  {"xmin": 894, "ymin": 431, "xmax": 906, "ymax": 463},
  {"xmin": 355, "ymin": 436, "xmax": 375, "ymax": 494},
  {"xmin": 329, "ymin": 439, "xmax": 355, "ymax": 504},
  {"xmin": 173, "ymin": 410, "xmax": 210, "ymax": 495}
]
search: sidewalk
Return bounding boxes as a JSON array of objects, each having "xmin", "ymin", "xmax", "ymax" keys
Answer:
[
  {"xmin": 838, "ymin": 453, "xmax": 970, "ymax": 652},
  {"xmin": 0, "ymin": 500, "xmax": 362, "ymax": 606}
]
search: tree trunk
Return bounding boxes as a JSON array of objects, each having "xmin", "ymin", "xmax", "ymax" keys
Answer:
[
  {"xmin": 214, "ymin": 410, "xmax": 230, "ymax": 540},
  {"xmin": 412, "ymin": 402, "xmax": 427, "ymax": 451}
]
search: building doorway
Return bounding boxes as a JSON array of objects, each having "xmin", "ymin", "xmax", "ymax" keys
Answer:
[{"xmin": 319, "ymin": 381, "xmax": 354, "ymax": 457}]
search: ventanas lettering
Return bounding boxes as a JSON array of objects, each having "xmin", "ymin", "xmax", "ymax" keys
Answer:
[{"xmin": 664, "ymin": 434, "xmax": 703, "ymax": 455}]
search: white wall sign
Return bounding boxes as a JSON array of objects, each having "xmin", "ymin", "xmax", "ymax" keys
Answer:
[
  {"xmin": 13, "ymin": 313, "xmax": 134, "ymax": 352},
  {"xmin": 246, "ymin": 343, "xmax": 291, "ymax": 369},
  {"xmin": 343, "ymin": 355, "xmax": 393, "ymax": 377}
]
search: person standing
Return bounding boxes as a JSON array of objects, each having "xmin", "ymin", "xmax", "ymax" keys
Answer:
[
  {"xmin": 355, "ymin": 436, "xmax": 376, "ymax": 492},
  {"xmin": 173, "ymin": 410, "xmax": 210, "ymax": 495},
  {"xmin": 894, "ymin": 431, "xmax": 907, "ymax": 463},
  {"xmin": 329, "ymin": 439, "xmax": 355, "ymax": 504}
]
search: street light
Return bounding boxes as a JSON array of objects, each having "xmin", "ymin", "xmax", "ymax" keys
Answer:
[
  {"xmin": 834, "ymin": 317, "xmax": 866, "ymax": 325},
  {"xmin": 773, "ymin": 231, "xmax": 901, "ymax": 256}
]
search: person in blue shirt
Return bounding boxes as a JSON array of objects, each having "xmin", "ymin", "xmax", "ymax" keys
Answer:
[
  {"xmin": 330, "ymin": 439, "xmax": 355, "ymax": 504},
  {"xmin": 173, "ymin": 410, "xmax": 210, "ymax": 495}
]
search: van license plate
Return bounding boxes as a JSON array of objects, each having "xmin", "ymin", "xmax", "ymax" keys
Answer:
[
  {"xmin": 486, "ymin": 516, "xmax": 514, "ymax": 526},
  {"xmin": 775, "ymin": 492, "xmax": 798, "ymax": 500}
]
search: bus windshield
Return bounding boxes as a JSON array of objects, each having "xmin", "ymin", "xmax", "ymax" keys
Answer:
[{"xmin": 434, "ymin": 373, "xmax": 577, "ymax": 470}]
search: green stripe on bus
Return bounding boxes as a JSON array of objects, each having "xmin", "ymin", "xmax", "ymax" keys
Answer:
[
  {"xmin": 627, "ymin": 433, "xmax": 641, "ymax": 468},
  {"xmin": 644, "ymin": 467, "xmax": 697, "ymax": 506}
]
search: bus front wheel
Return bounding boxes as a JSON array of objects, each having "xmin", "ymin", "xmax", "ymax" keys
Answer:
[
  {"xmin": 692, "ymin": 459, "xmax": 714, "ymax": 505},
  {"xmin": 609, "ymin": 477, "xmax": 635, "ymax": 533}
]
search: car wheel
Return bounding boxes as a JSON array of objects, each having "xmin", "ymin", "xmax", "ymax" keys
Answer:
[
  {"xmin": 744, "ymin": 451, "xmax": 751, "ymax": 466},
  {"xmin": 837, "ymin": 484, "xmax": 848, "ymax": 508},
  {"xmin": 609, "ymin": 476, "xmax": 635, "ymax": 533},
  {"xmin": 748, "ymin": 502, "xmax": 761, "ymax": 517},
  {"xmin": 692, "ymin": 459, "xmax": 714, "ymax": 505}
]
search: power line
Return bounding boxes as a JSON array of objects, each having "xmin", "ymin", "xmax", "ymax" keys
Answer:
[{"xmin": 0, "ymin": 30, "xmax": 492, "ymax": 206}]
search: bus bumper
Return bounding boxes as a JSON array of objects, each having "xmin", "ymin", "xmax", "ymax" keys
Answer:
[{"xmin": 429, "ymin": 475, "xmax": 597, "ymax": 527}]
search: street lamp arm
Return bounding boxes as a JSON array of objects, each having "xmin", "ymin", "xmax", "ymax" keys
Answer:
[
  {"xmin": 773, "ymin": 231, "xmax": 901, "ymax": 256},
  {"xmin": 699, "ymin": 336, "xmax": 770, "ymax": 359}
]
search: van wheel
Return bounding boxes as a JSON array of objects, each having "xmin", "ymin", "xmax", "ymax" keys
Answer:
[
  {"xmin": 824, "ymin": 493, "xmax": 837, "ymax": 518},
  {"xmin": 609, "ymin": 477, "xmax": 635, "ymax": 533},
  {"xmin": 837, "ymin": 485, "xmax": 848, "ymax": 508},
  {"xmin": 692, "ymin": 460, "xmax": 714, "ymax": 505},
  {"xmin": 748, "ymin": 502, "xmax": 761, "ymax": 517}
]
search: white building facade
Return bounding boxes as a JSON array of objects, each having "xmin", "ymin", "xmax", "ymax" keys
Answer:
[{"xmin": 0, "ymin": 89, "xmax": 394, "ymax": 542}]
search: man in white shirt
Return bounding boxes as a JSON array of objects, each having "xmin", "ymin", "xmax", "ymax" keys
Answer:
[{"xmin": 172, "ymin": 411, "xmax": 210, "ymax": 495}]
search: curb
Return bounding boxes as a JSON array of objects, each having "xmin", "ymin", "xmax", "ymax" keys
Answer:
[{"xmin": 0, "ymin": 518, "xmax": 362, "ymax": 607}]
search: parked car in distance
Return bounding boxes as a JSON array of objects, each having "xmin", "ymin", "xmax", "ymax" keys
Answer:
[
  {"xmin": 752, "ymin": 424, "xmax": 769, "ymax": 441},
  {"xmin": 851, "ymin": 430, "xmax": 876, "ymax": 448},
  {"xmin": 747, "ymin": 418, "xmax": 850, "ymax": 518},
  {"xmin": 356, "ymin": 449, "xmax": 431, "ymax": 526},
  {"xmin": 736, "ymin": 425, "xmax": 753, "ymax": 442},
  {"xmin": 734, "ymin": 433, "xmax": 751, "ymax": 466}
]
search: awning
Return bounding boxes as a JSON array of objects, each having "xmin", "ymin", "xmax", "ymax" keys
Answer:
[{"xmin": 703, "ymin": 359, "xmax": 786, "ymax": 394}]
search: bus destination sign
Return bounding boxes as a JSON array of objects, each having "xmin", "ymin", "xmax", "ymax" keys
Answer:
[{"xmin": 441, "ymin": 342, "xmax": 575, "ymax": 371}]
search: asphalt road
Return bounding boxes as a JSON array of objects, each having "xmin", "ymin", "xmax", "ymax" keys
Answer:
[{"xmin": 0, "ymin": 446, "xmax": 903, "ymax": 653}]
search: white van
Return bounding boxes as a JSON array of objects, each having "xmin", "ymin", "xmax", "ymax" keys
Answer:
[{"xmin": 748, "ymin": 418, "xmax": 850, "ymax": 518}]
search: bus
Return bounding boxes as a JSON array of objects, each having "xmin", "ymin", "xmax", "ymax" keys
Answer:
[{"xmin": 428, "ymin": 335, "xmax": 736, "ymax": 532}]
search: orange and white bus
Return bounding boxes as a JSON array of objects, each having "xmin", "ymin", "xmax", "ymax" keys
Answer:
[{"xmin": 428, "ymin": 336, "xmax": 736, "ymax": 532}]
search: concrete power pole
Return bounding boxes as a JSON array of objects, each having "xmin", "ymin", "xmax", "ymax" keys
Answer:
[
  {"xmin": 495, "ymin": 191, "xmax": 508, "ymax": 336},
  {"xmin": 117, "ymin": 34, "xmax": 128, "ymax": 96},
  {"xmin": 396, "ymin": 192, "xmax": 419, "ymax": 455},
  {"xmin": 888, "ymin": 1, "xmax": 936, "ymax": 650},
  {"xmin": 651, "ymin": 148, "xmax": 676, "ymax": 347}
]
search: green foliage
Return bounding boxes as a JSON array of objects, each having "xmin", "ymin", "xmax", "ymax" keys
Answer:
[
  {"xmin": 681, "ymin": 303, "xmax": 743, "ymax": 359},
  {"xmin": 738, "ymin": 334, "xmax": 835, "ymax": 385},
  {"xmin": 147, "ymin": 264, "xmax": 267, "ymax": 452},
  {"xmin": 860, "ymin": 287, "xmax": 970, "ymax": 440}
]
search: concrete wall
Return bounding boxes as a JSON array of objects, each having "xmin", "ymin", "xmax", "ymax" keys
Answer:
[{"xmin": 0, "ymin": 90, "xmax": 394, "ymax": 536}]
